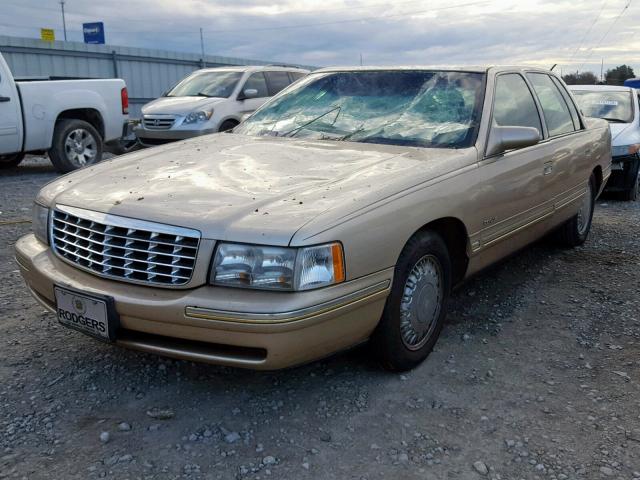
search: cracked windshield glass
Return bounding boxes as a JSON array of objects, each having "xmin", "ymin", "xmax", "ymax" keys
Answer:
[{"xmin": 236, "ymin": 70, "xmax": 485, "ymax": 148}]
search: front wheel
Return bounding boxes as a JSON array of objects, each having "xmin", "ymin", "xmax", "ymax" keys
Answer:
[
  {"xmin": 49, "ymin": 119, "xmax": 103, "ymax": 173},
  {"xmin": 556, "ymin": 173, "xmax": 596, "ymax": 247},
  {"xmin": 0, "ymin": 153, "xmax": 25, "ymax": 169},
  {"xmin": 371, "ymin": 231, "xmax": 452, "ymax": 372},
  {"xmin": 219, "ymin": 120, "xmax": 238, "ymax": 132}
]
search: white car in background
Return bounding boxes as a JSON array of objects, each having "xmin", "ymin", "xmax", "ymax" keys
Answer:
[
  {"xmin": 569, "ymin": 85, "xmax": 640, "ymax": 200},
  {"xmin": 134, "ymin": 65, "xmax": 309, "ymax": 147}
]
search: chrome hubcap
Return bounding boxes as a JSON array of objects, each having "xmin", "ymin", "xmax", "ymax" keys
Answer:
[
  {"xmin": 576, "ymin": 182, "xmax": 593, "ymax": 235},
  {"xmin": 400, "ymin": 254, "xmax": 443, "ymax": 350},
  {"xmin": 64, "ymin": 129, "xmax": 97, "ymax": 166}
]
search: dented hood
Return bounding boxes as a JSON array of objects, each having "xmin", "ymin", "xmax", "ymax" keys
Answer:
[{"xmin": 39, "ymin": 133, "xmax": 474, "ymax": 245}]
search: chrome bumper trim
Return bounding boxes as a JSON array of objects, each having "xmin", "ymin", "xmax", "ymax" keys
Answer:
[{"xmin": 185, "ymin": 280, "xmax": 391, "ymax": 324}]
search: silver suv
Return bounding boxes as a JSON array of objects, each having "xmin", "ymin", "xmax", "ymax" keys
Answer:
[{"xmin": 135, "ymin": 65, "xmax": 309, "ymax": 146}]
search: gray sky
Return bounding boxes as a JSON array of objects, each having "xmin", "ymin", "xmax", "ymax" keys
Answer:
[{"xmin": 2, "ymin": 0, "xmax": 638, "ymax": 76}]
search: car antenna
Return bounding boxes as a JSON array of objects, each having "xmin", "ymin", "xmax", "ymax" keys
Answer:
[{"xmin": 550, "ymin": 64, "xmax": 558, "ymax": 71}]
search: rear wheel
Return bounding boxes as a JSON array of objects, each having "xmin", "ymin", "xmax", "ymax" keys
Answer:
[
  {"xmin": 371, "ymin": 231, "xmax": 452, "ymax": 372},
  {"xmin": 219, "ymin": 120, "xmax": 238, "ymax": 132},
  {"xmin": 556, "ymin": 173, "xmax": 596, "ymax": 247},
  {"xmin": 49, "ymin": 119, "xmax": 103, "ymax": 173},
  {"xmin": 0, "ymin": 153, "xmax": 25, "ymax": 169}
]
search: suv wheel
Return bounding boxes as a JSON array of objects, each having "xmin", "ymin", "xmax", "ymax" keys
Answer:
[
  {"xmin": 371, "ymin": 230, "xmax": 452, "ymax": 372},
  {"xmin": 219, "ymin": 120, "xmax": 239, "ymax": 132},
  {"xmin": 49, "ymin": 119, "xmax": 103, "ymax": 173}
]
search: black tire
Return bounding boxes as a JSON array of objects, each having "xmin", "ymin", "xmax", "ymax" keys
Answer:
[
  {"xmin": 48, "ymin": 119, "xmax": 103, "ymax": 173},
  {"xmin": 0, "ymin": 153, "xmax": 25, "ymax": 169},
  {"xmin": 371, "ymin": 231, "xmax": 452, "ymax": 372},
  {"xmin": 105, "ymin": 137, "xmax": 140, "ymax": 156},
  {"xmin": 556, "ymin": 173, "xmax": 596, "ymax": 247},
  {"xmin": 621, "ymin": 161, "xmax": 639, "ymax": 201},
  {"xmin": 219, "ymin": 120, "xmax": 238, "ymax": 132}
]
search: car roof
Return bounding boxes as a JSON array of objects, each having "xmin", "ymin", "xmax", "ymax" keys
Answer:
[
  {"xmin": 310, "ymin": 65, "xmax": 557, "ymax": 75},
  {"xmin": 194, "ymin": 65, "xmax": 310, "ymax": 74},
  {"xmin": 567, "ymin": 84, "xmax": 634, "ymax": 92}
]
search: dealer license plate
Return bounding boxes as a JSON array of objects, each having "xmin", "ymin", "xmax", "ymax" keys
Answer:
[{"xmin": 54, "ymin": 286, "xmax": 117, "ymax": 342}]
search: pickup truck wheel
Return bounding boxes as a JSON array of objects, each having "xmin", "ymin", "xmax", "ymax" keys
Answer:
[
  {"xmin": 49, "ymin": 119, "xmax": 103, "ymax": 173},
  {"xmin": 556, "ymin": 174, "xmax": 596, "ymax": 247},
  {"xmin": 0, "ymin": 153, "xmax": 25, "ymax": 169},
  {"xmin": 621, "ymin": 161, "xmax": 639, "ymax": 201},
  {"xmin": 371, "ymin": 231, "xmax": 452, "ymax": 372}
]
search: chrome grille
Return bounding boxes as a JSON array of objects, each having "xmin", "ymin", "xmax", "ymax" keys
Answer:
[
  {"xmin": 50, "ymin": 207, "xmax": 200, "ymax": 287},
  {"xmin": 143, "ymin": 115, "xmax": 175, "ymax": 130}
]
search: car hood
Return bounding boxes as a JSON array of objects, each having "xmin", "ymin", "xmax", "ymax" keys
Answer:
[
  {"xmin": 609, "ymin": 122, "xmax": 636, "ymax": 143},
  {"xmin": 39, "ymin": 134, "xmax": 475, "ymax": 245},
  {"xmin": 142, "ymin": 96, "xmax": 226, "ymax": 116}
]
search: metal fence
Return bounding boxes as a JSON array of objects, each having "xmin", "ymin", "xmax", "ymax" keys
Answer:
[{"xmin": 0, "ymin": 35, "xmax": 314, "ymax": 118}]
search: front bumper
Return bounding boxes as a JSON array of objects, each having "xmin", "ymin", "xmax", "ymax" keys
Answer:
[
  {"xmin": 606, "ymin": 154, "xmax": 640, "ymax": 191},
  {"xmin": 15, "ymin": 234, "xmax": 391, "ymax": 370},
  {"xmin": 134, "ymin": 126, "xmax": 216, "ymax": 146}
]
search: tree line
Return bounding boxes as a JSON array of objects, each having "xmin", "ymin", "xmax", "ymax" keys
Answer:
[{"xmin": 562, "ymin": 65, "xmax": 635, "ymax": 85}]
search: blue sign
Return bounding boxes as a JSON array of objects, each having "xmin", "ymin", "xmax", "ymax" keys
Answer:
[{"xmin": 83, "ymin": 22, "xmax": 105, "ymax": 44}]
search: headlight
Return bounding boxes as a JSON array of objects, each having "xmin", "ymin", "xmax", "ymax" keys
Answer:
[
  {"xmin": 32, "ymin": 203, "xmax": 49, "ymax": 245},
  {"xmin": 612, "ymin": 144, "xmax": 640, "ymax": 156},
  {"xmin": 183, "ymin": 110, "xmax": 213, "ymax": 124},
  {"xmin": 211, "ymin": 242, "xmax": 345, "ymax": 291}
]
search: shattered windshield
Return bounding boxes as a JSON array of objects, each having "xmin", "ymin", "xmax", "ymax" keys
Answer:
[
  {"xmin": 571, "ymin": 90, "xmax": 634, "ymax": 123},
  {"xmin": 235, "ymin": 70, "xmax": 485, "ymax": 148}
]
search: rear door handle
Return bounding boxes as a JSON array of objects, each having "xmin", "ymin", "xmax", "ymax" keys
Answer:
[
  {"xmin": 543, "ymin": 161, "xmax": 553, "ymax": 175},
  {"xmin": 0, "ymin": 96, "xmax": 10, "ymax": 102}
]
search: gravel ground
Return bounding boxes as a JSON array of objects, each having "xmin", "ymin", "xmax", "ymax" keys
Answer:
[{"xmin": 1, "ymin": 156, "xmax": 639, "ymax": 480}]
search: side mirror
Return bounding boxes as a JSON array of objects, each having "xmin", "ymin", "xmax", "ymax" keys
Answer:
[
  {"xmin": 486, "ymin": 126, "xmax": 541, "ymax": 157},
  {"xmin": 239, "ymin": 88, "xmax": 258, "ymax": 100}
]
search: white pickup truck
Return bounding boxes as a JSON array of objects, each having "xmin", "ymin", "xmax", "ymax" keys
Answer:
[{"xmin": 0, "ymin": 52, "xmax": 129, "ymax": 172}]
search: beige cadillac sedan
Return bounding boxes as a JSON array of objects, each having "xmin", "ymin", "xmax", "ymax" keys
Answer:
[{"xmin": 16, "ymin": 66, "xmax": 611, "ymax": 371}]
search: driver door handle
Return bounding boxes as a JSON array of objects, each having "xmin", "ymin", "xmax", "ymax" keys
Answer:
[{"xmin": 0, "ymin": 96, "xmax": 10, "ymax": 102}]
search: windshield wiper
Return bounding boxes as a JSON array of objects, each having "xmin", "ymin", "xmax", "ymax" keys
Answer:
[
  {"xmin": 279, "ymin": 105, "xmax": 341, "ymax": 138},
  {"xmin": 194, "ymin": 92, "xmax": 214, "ymax": 97},
  {"xmin": 601, "ymin": 117, "xmax": 627, "ymax": 123}
]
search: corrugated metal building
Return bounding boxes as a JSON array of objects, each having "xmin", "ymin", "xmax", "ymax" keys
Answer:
[{"xmin": 0, "ymin": 35, "xmax": 314, "ymax": 118}]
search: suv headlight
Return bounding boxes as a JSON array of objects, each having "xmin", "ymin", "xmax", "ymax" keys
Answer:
[
  {"xmin": 211, "ymin": 242, "xmax": 345, "ymax": 291},
  {"xmin": 183, "ymin": 110, "xmax": 213, "ymax": 124},
  {"xmin": 32, "ymin": 203, "xmax": 49, "ymax": 245}
]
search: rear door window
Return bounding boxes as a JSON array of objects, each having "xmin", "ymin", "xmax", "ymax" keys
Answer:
[
  {"xmin": 242, "ymin": 72, "xmax": 269, "ymax": 98},
  {"xmin": 265, "ymin": 71, "xmax": 292, "ymax": 95},
  {"xmin": 492, "ymin": 73, "xmax": 542, "ymax": 132},
  {"xmin": 526, "ymin": 73, "xmax": 576, "ymax": 136},
  {"xmin": 550, "ymin": 76, "xmax": 581, "ymax": 129},
  {"xmin": 288, "ymin": 71, "xmax": 306, "ymax": 82}
]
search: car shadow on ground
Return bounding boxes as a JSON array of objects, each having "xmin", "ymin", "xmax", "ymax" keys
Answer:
[{"xmin": 77, "ymin": 235, "xmax": 567, "ymax": 390}]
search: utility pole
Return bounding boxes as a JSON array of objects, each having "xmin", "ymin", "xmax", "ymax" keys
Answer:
[
  {"xmin": 200, "ymin": 28, "xmax": 206, "ymax": 67},
  {"xmin": 359, "ymin": 53, "xmax": 363, "ymax": 66},
  {"xmin": 60, "ymin": 1, "xmax": 67, "ymax": 41},
  {"xmin": 600, "ymin": 58, "xmax": 604, "ymax": 83}
]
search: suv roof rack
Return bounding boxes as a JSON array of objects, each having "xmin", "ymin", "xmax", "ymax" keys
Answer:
[{"xmin": 263, "ymin": 64, "xmax": 304, "ymax": 69}]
